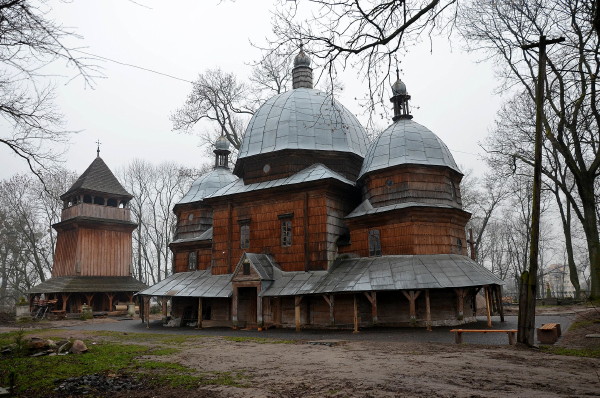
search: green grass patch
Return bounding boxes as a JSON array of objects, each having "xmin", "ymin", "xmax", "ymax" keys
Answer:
[
  {"xmin": 568, "ymin": 318, "xmax": 600, "ymax": 331},
  {"xmin": 541, "ymin": 346, "xmax": 600, "ymax": 358},
  {"xmin": 91, "ymin": 330, "xmax": 205, "ymax": 345},
  {"xmin": 150, "ymin": 347, "xmax": 180, "ymax": 355},
  {"xmin": 223, "ymin": 336, "xmax": 295, "ymax": 344}
]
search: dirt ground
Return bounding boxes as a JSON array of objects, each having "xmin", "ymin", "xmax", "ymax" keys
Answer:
[{"xmin": 5, "ymin": 307, "xmax": 600, "ymax": 397}]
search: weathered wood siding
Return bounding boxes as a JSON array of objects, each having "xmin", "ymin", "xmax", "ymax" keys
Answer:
[
  {"xmin": 361, "ymin": 166, "xmax": 463, "ymax": 208},
  {"xmin": 61, "ymin": 203, "xmax": 131, "ymax": 222},
  {"xmin": 53, "ymin": 226, "xmax": 133, "ymax": 277},
  {"xmin": 175, "ymin": 206, "xmax": 213, "ymax": 240}
]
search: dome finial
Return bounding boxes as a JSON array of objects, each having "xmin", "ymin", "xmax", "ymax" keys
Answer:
[
  {"xmin": 292, "ymin": 44, "xmax": 313, "ymax": 89},
  {"xmin": 390, "ymin": 71, "xmax": 412, "ymax": 121}
]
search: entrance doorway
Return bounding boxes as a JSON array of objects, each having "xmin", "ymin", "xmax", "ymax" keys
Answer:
[{"xmin": 237, "ymin": 287, "xmax": 257, "ymax": 326}]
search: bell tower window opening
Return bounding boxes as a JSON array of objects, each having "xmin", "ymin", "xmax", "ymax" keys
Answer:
[
  {"xmin": 188, "ymin": 251, "xmax": 197, "ymax": 270},
  {"xmin": 240, "ymin": 224, "xmax": 250, "ymax": 249},
  {"xmin": 368, "ymin": 229, "xmax": 382, "ymax": 257}
]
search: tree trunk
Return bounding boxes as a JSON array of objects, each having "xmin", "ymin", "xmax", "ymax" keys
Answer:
[{"xmin": 578, "ymin": 179, "xmax": 600, "ymax": 299}]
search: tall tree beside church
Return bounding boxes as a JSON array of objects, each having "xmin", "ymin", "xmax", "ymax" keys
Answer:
[
  {"xmin": 0, "ymin": 0, "xmax": 97, "ymax": 183},
  {"xmin": 459, "ymin": 0, "xmax": 600, "ymax": 299}
]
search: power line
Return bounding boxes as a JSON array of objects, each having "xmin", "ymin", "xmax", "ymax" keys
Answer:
[{"xmin": 73, "ymin": 49, "xmax": 194, "ymax": 84}]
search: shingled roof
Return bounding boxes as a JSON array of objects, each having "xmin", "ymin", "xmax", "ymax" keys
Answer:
[
  {"xmin": 28, "ymin": 276, "xmax": 147, "ymax": 294},
  {"xmin": 61, "ymin": 157, "xmax": 132, "ymax": 200}
]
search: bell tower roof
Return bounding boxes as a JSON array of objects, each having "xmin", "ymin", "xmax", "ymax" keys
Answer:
[{"xmin": 61, "ymin": 157, "xmax": 132, "ymax": 201}]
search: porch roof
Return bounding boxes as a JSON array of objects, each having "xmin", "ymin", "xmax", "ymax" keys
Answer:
[{"xmin": 136, "ymin": 270, "xmax": 232, "ymax": 298}]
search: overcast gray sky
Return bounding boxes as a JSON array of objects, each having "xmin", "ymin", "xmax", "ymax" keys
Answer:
[{"xmin": 0, "ymin": 0, "xmax": 506, "ymax": 180}]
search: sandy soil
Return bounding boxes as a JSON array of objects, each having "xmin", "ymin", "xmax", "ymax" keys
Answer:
[{"xmin": 4, "ymin": 308, "xmax": 600, "ymax": 397}]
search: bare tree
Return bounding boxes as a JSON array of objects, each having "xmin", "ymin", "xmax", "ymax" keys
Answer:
[
  {"xmin": 171, "ymin": 69, "xmax": 254, "ymax": 151},
  {"xmin": 0, "ymin": 0, "xmax": 97, "ymax": 183},
  {"xmin": 459, "ymin": 0, "xmax": 600, "ymax": 299},
  {"xmin": 264, "ymin": 0, "xmax": 458, "ymax": 123}
]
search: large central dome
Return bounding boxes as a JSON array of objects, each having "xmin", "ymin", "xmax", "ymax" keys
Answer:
[{"xmin": 237, "ymin": 88, "xmax": 368, "ymax": 160}]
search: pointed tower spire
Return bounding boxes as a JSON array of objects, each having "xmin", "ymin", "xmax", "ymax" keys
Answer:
[
  {"xmin": 96, "ymin": 139, "xmax": 101, "ymax": 157},
  {"xmin": 292, "ymin": 44, "xmax": 313, "ymax": 89},
  {"xmin": 390, "ymin": 69, "xmax": 412, "ymax": 121}
]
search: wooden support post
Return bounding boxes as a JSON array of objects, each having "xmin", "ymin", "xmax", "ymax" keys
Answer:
[
  {"xmin": 402, "ymin": 290, "xmax": 421, "ymax": 325},
  {"xmin": 454, "ymin": 288, "xmax": 465, "ymax": 321},
  {"xmin": 363, "ymin": 292, "xmax": 378, "ymax": 325},
  {"xmin": 484, "ymin": 286, "xmax": 492, "ymax": 328},
  {"xmin": 61, "ymin": 294, "xmax": 70, "ymax": 312},
  {"xmin": 295, "ymin": 296, "xmax": 303, "ymax": 332},
  {"xmin": 274, "ymin": 297, "xmax": 281, "ymax": 327},
  {"xmin": 85, "ymin": 294, "xmax": 94, "ymax": 309},
  {"xmin": 144, "ymin": 296, "xmax": 151, "ymax": 329},
  {"xmin": 232, "ymin": 286, "xmax": 239, "ymax": 329},
  {"xmin": 498, "ymin": 285, "xmax": 505, "ymax": 322},
  {"xmin": 425, "ymin": 290, "xmax": 432, "ymax": 331},
  {"xmin": 323, "ymin": 295, "xmax": 335, "ymax": 326},
  {"xmin": 353, "ymin": 294, "xmax": 359, "ymax": 333},
  {"xmin": 257, "ymin": 293, "xmax": 264, "ymax": 330},
  {"xmin": 162, "ymin": 298, "xmax": 168, "ymax": 317},
  {"xmin": 197, "ymin": 297, "xmax": 203, "ymax": 329},
  {"xmin": 106, "ymin": 293, "xmax": 114, "ymax": 312}
]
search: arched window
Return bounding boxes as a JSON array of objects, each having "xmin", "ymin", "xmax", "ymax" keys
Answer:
[{"xmin": 240, "ymin": 224, "xmax": 250, "ymax": 249}]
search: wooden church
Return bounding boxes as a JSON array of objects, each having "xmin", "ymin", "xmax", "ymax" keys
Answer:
[
  {"xmin": 138, "ymin": 49, "xmax": 504, "ymax": 330},
  {"xmin": 29, "ymin": 152, "xmax": 147, "ymax": 313}
]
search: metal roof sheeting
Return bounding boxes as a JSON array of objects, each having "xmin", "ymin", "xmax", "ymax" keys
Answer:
[
  {"xmin": 261, "ymin": 254, "xmax": 503, "ymax": 297},
  {"xmin": 238, "ymin": 88, "xmax": 368, "ymax": 159},
  {"xmin": 170, "ymin": 227, "xmax": 213, "ymax": 245},
  {"xmin": 209, "ymin": 163, "xmax": 354, "ymax": 199},
  {"xmin": 346, "ymin": 200, "xmax": 462, "ymax": 219},
  {"xmin": 359, "ymin": 119, "xmax": 461, "ymax": 179},
  {"xmin": 137, "ymin": 270, "xmax": 231, "ymax": 298},
  {"xmin": 28, "ymin": 276, "xmax": 147, "ymax": 294},
  {"xmin": 178, "ymin": 168, "xmax": 238, "ymax": 205}
]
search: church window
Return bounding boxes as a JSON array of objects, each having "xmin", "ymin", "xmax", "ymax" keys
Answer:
[
  {"xmin": 368, "ymin": 229, "xmax": 382, "ymax": 256},
  {"xmin": 240, "ymin": 224, "xmax": 250, "ymax": 249},
  {"xmin": 243, "ymin": 260, "xmax": 251, "ymax": 275},
  {"xmin": 281, "ymin": 220, "xmax": 292, "ymax": 247},
  {"xmin": 188, "ymin": 251, "xmax": 197, "ymax": 270}
]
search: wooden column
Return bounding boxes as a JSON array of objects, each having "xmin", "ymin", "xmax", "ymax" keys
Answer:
[
  {"xmin": 303, "ymin": 192, "xmax": 310, "ymax": 272},
  {"xmin": 257, "ymin": 288, "xmax": 264, "ymax": 330},
  {"xmin": 232, "ymin": 286, "xmax": 239, "ymax": 329},
  {"xmin": 196, "ymin": 297, "xmax": 203, "ymax": 329},
  {"xmin": 274, "ymin": 297, "xmax": 281, "ymax": 327},
  {"xmin": 363, "ymin": 292, "xmax": 378, "ymax": 325},
  {"xmin": 144, "ymin": 296, "xmax": 151, "ymax": 328},
  {"xmin": 85, "ymin": 294, "xmax": 94, "ymax": 309},
  {"xmin": 497, "ymin": 285, "xmax": 505, "ymax": 322},
  {"xmin": 227, "ymin": 202, "xmax": 233, "ymax": 273},
  {"xmin": 106, "ymin": 293, "xmax": 114, "ymax": 312},
  {"xmin": 402, "ymin": 290, "xmax": 421, "ymax": 324},
  {"xmin": 425, "ymin": 290, "xmax": 432, "ymax": 331},
  {"xmin": 353, "ymin": 294, "xmax": 359, "ymax": 333},
  {"xmin": 454, "ymin": 288, "xmax": 465, "ymax": 320},
  {"xmin": 295, "ymin": 296, "xmax": 303, "ymax": 332},
  {"xmin": 162, "ymin": 298, "xmax": 168, "ymax": 318},
  {"xmin": 61, "ymin": 294, "xmax": 70, "ymax": 312},
  {"xmin": 323, "ymin": 294, "xmax": 335, "ymax": 326},
  {"xmin": 484, "ymin": 285, "xmax": 492, "ymax": 328}
]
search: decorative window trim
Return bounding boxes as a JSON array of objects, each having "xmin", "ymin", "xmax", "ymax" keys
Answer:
[
  {"xmin": 188, "ymin": 251, "xmax": 197, "ymax": 270},
  {"xmin": 278, "ymin": 212, "xmax": 294, "ymax": 220}
]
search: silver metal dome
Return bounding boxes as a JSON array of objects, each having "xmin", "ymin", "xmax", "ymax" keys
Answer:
[
  {"xmin": 358, "ymin": 118, "xmax": 461, "ymax": 179},
  {"xmin": 178, "ymin": 167, "xmax": 238, "ymax": 205},
  {"xmin": 215, "ymin": 136, "xmax": 230, "ymax": 151},
  {"xmin": 294, "ymin": 48, "xmax": 311, "ymax": 67},
  {"xmin": 391, "ymin": 78, "xmax": 407, "ymax": 96},
  {"xmin": 237, "ymin": 88, "xmax": 368, "ymax": 159}
]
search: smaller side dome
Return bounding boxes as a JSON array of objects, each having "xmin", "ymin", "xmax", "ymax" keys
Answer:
[
  {"xmin": 215, "ymin": 135, "xmax": 230, "ymax": 151},
  {"xmin": 178, "ymin": 168, "xmax": 238, "ymax": 205}
]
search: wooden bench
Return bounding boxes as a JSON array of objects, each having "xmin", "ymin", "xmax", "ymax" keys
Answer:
[
  {"xmin": 537, "ymin": 323, "xmax": 561, "ymax": 344},
  {"xmin": 450, "ymin": 329, "xmax": 518, "ymax": 345}
]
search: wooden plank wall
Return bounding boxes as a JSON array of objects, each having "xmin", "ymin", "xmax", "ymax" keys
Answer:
[
  {"xmin": 362, "ymin": 166, "xmax": 463, "ymax": 209},
  {"xmin": 69, "ymin": 227, "xmax": 133, "ymax": 276},
  {"xmin": 61, "ymin": 203, "xmax": 131, "ymax": 222},
  {"xmin": 52, "ymin": 228, "xmax": 79, "ymax": 277},
  {"xmin": 175, "ymin": 207, "xmax": 213, "ymax": 240}
]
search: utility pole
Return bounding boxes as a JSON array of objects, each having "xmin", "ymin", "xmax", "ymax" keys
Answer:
[{"xmin": 517, "ymin": 35, "xmax": 565, "ymax": 346}]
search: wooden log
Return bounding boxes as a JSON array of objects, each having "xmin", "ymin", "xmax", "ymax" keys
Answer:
[
  {"xmin": 425, "ymin": 290, "xmax": 432, "ymax": 331},
  {"xmin": 484, "ymin": 285, "xmax": 492, "ymax": 328},
  {"xmin": 162, "ymin": 298, "xmax": 168, "ymax": 317},
  {"xmin": 106, "ymin": 293, "xmax": 114, "ymax": 312},
  {"xmin": 295, "ymin": 296, "xmax": 303, "ymax": 332},
  {"xmin": 197, "ymin": 297, "xmax": 203, "ymax": 329},
  {"xmin": 454, "ymin": 288, "xmax": 465, "ymax": 320},
  {"xmin": 498, "ymin": 285, "xmax": 505, "ymax": 322}
]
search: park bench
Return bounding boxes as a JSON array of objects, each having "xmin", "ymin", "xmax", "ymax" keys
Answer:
[
  {"xmin": 537, "ymin": 323, "xmax": 561, "ymax": 344},
  {"xmin": 450, "ymin": 329, "xmax": 518, "ymax": 345}
]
